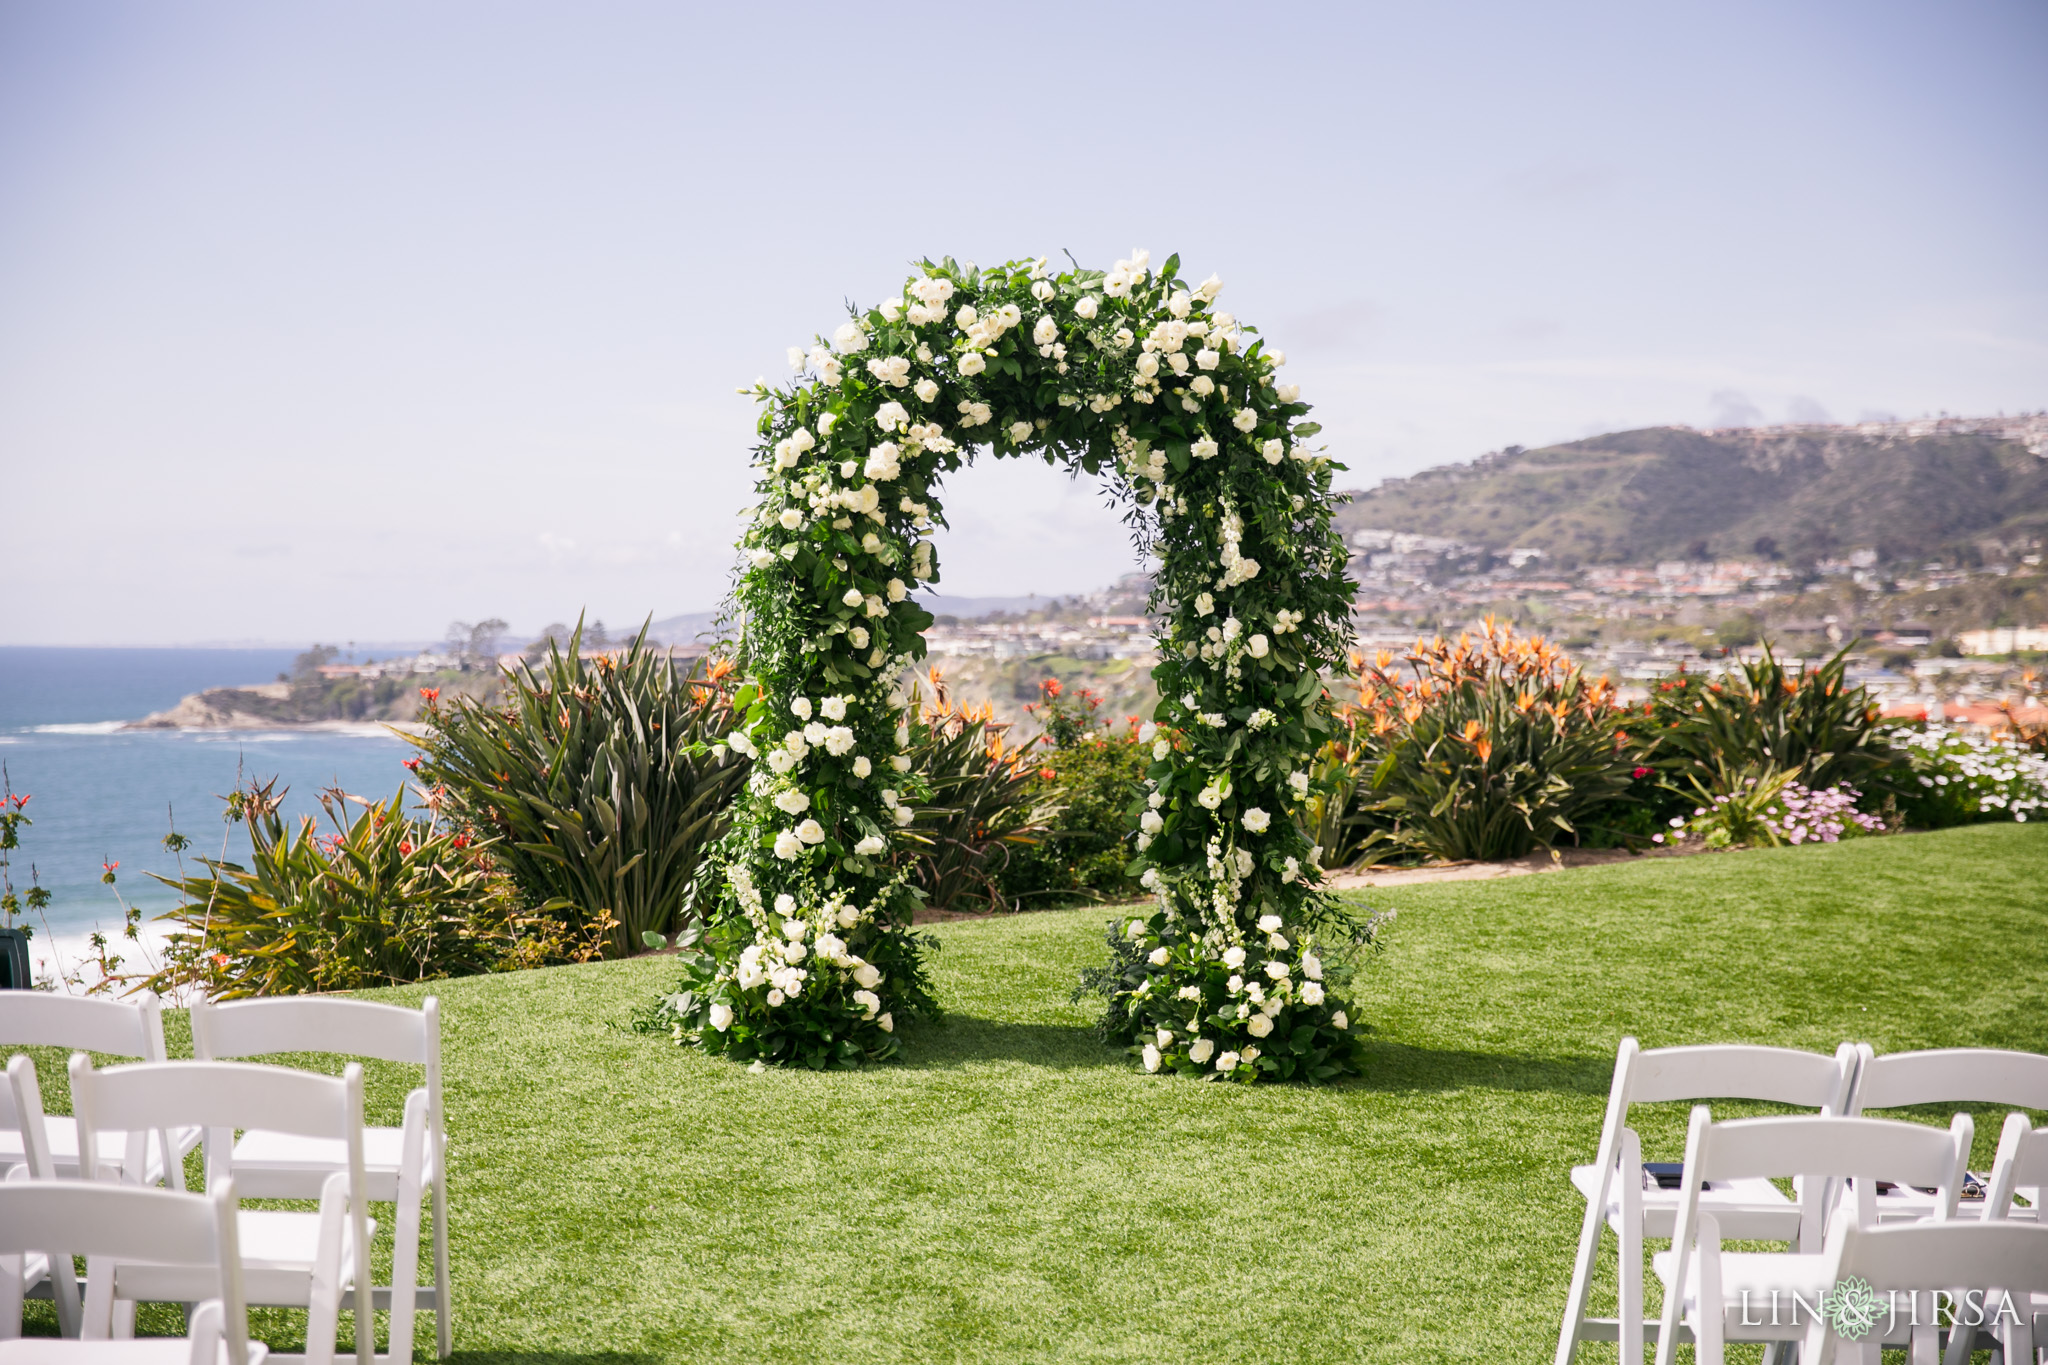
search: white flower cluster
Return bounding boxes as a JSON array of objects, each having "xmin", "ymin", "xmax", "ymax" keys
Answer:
[{"xmin": 1890, "ymin": 726, "xmax": 2048, "ymax": 821}]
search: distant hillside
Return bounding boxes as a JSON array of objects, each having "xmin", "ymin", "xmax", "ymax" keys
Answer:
[{"xmin": 1337, "ymin": 422, "xmax": 2048, "ymax": 566}]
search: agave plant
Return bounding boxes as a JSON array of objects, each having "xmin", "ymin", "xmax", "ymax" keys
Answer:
[{"xmin": 411, "ymin": 621, "xmax": 750, "ymax": 957}]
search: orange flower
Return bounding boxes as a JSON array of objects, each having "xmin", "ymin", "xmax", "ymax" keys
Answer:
[
  {"xmin": 1515, "ymin": 692, "xmax": 1537, "ymax": 714},
  {"xmin": 1472, "ymin": 737, "xmax": 1493, "ymax": 762},
  {"xmin": 1461, "ymin": 720, "xmax": 1484, "ymax": 743}
]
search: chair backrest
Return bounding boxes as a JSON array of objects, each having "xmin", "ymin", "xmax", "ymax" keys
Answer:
[
  {"xmin": 1987, "ymin": 1113, "xmax": 2048, "ymax": 1222},
  {"xmin": 1627, "ymin": 1041, "xmax": 1860, "ymax": 1111},
  {"xmin": 5, "ymin": 1054, "xmax": 57, "ymax": 1178},
  {"xmin": 192, "ymin": 995, "xmax": 442, "ymax": 1140},
  {"xmin": 0, "ymin": 1176, "xmax": 249, "ymax": 1360},
  {"xmin": 0, "ymin": 991, "xmax": 167, "ymax": 1059},
  {"xmin": 1804, "ymin": 1216, "xmax": 2048, "ymax": 1362},
  {"xmin": 1851, "ymin": 1046, "xmax": 2048, "ymax": 1115},
  {"xmin": 69, "ymin": 1056, "xmax": 365, "ymax": 1188}
]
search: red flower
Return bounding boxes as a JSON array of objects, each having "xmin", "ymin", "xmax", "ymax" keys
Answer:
[
  {"xmin": 7, "ymin": 793, "xmax": 28, "ymax": 809},
  {"xmin": 399, "ymin": 841, "xmax": 414, "ymax": 855},
  {"xmin": 1039, "ymin": 766, "xmax": 1057, "ymax": 780},
  {"xmin": 402, "ymin": 757, "xmax": 422, "ymax": 773},
  {"xmin": 1632, "ymin": 766, "xmax": 1652, "ymax": 779},
  {"xmin": 102, "ymin": 860, "xmax": 118, "ymax": 873},
  {"xmin": 419, "ymin": 687, "xmax": 440, "ymax": 703},
  {"xmin": 451, "ymin": 834, "xmax": 471, "ymax": 849},
  {"xmin": 1040, "ymin": 678, "xmax": 1062, "ymax": 698},
  {"xmin": 211, "ymin": 953, "xmax": 229, "ymax": 968}
]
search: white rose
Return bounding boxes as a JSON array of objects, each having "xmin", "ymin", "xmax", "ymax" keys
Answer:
[
  {"xmin": 781, "ymin": 917, "xmax": 807, "ymax": 942},
  {"xmin": 1302, "ymin": 953, "xmax": 1323, "ymax": 980},
  {"xmin": 804, "ymin": 721, "xmax": 827, "ymax": 744},
  {"xmin": 1147, "ymin": 946, "xmax": 1169, "ymax": 966},
  {"xmin": 1194, "ymin": 347, "xmax": 1219, "ymax": 371},
  {"xmin": 854, "ymin": 834, "xmax": 886, "ymax": 856},
  {"xmin": 852, "ymin": 756, "xmax": 871, "ymax": 778},
  {"xmin": 1140, "ymin": 867, "xmax": 1161, "ymax": 889},
  {"xmin": 914, "ymin": 378, "xmax": 940, "ymax": 402},
  {"xmin": 1140, "ymin": 810, "xmax": 1164, "ymax": 834},
  {"xmin": 1153, "ymin": 740, "xmax": 1170, "ymax": 760},
  {"xmin": 957, "ymin": 351, "xmax": 987, "ymax": 376},
  {"xmin": 749, "ymin": 548, "xmax": 776, "ymax": 569},
  {"xmin": 1141, "ymin": 1043, "xmax": 1161, "ymax": 1072},
  {"xmin": 892, "ymin": 805, "xmax": 914, "ymax": 826},
  {"xmin": 1075, "ymin": 296, "xmax": 1100, "ymax": 319},
  {"xmin": 1191, "ymin": 375, "xmax": 1215, "ymax": 396},
  {"xmin": 1277, "ymin": 383, "xmax": 1300, "ymax": 402},
  {"xmin": 1262, "ymin": 439, "xmax": 1285, "ymax": 465},
  {"xmin": 779, "ymin": 508, "xmax": 804, "ymax": 530},
  {"xmin": 708, "ymin": 1002, "xmax": 734, "ymax": 1031},
  {"xmin": 877, "ymin": 1012, "xmax": 894, "ymax": 1033},
  {"xmin": 727, "ymin": 732, "xmax": 758, "ymax": 759},
  {"xmin": 1267, "ymin": 350, "xmax": 1286, "ymax": 366},
  {"xmin": 853, "ymin": 989, "xmax": 880, "ymax": 1018},
  {"xmin": 824, "ymin": 726, "xmax": 856, "ymax": 756},
  {"xmin": 1196, "ymin": 273, "xmax": 1223, "ymax": 302},
  {"xmin": 1221, "ymin": 945, "xmax": 1246, "ymax": 970},
  {"xmin": 1215, "ymin": 1050, "xmax": 1239, "ymax": 1072},
  {"xmin": 767, "ymin": 989, "xmax": 785, "ymax": 1007},
  {"xmin": 841, "ymin": 587, "xmax": 864, "ymax": 608},
  {"xmin": 1195, "ymin": 592, "xmax": 1215, "ymax": 614},
  {"xmin": 1264, "ymin": 960, "xmax": 1289, "ymax": 980},
  {"xmin": 1197, "ymin": 785, "xmax": 1223, "ymax": 810},
  {"xmin": 865, "ymin": 444, "xmax": 901, "ymax": 481},
  {"xmin": 1168, "ymin": 352, "xmax": 1190, "ymax": 376},
  {"xmin": 891, "ymin": 755, "xmax": 912, "ymax": 772},
  {"xmin": 766, "ymin": 748, "xmax": 797, "ymax": 775},
  {"xmin": 851, "ymin": 964, "xmax": 881, "ymax": 991},
  {"xmin": 1187, "ymin": 1038, "xmax": 1215, "ymax": 1065},
  {"xmin": 1190, "ymin": 437, "xmax": 1218, "ymax": 461},
  {"xmin": 1234, "ymin": 408, "xmax": 1259, "ymax": 433},
  {"xmin": 1246, "ymin": 1013, "xmax": 1273, "ymax": 1039},
  {"xmin": 796, "ymin": 819, "xmax": 826, "ymax": 845},
  {"xmin": 886, "ymin": 578, "xmax": 906, "ymax": 602},
  {"xmin": 791, "ymin": 697, "xmax": 814, "ymax": 721},
  {"xmin": 773, "ymin": 830, "xmax": 802, "ymax": 860},
  {"xmin": 1008, "ymin": 420, "xmax": 1032, "ymax": 443},
  {"xmin": 1135, "ymin": 351, "xmax": 1160, "ymax": 379},
  {"xmin": 1139, "ymin": 722, "xmax": 1158, "ymax": 743},
  {"xmin": 1301, "ymin": 981, "xmax": 1325, "ymax": 1006},
  {"xmin": 874, "ymin": 401, "xmax": 909, "ymax": 429},
  {"xmin": 1331, "ymin": 1011, "xmax": 1348, "ymax": 1030},
  {"xmin": 1032, "ymin": 316, "xmax": 1057, "ymax": 346},
  {"xmin": 1249, "ymin": 635, "xmax": 1273, "ymax": 660},
  {"xmin": 819, "ymin": 696, "xmax": 847, "ymax": 721},
  {"xmin": 849, "ymin": 626, "xmax": 869, "ymax": 648},
  {"xmin": 833, "ymin": 322, "xmax": 867, "ymax": 353},
  {"xmin": 773, "ymin": 789, "xmax": 811, "ymax": 815}
]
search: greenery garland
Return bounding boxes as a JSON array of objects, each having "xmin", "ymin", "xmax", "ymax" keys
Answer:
[{"xmin": 655, "ymin": 250, "xmax": 1364, "ymax": 1082}]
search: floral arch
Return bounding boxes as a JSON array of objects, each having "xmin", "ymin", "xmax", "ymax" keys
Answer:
[{"xmin": 662, "ymin": 250, "xmax": 1364, "ymax": 1083}]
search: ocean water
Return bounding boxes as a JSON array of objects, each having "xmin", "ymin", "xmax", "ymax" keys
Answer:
[{"xmin": 0, "ymin": 647, "xmax": 421, "ymax": 982}]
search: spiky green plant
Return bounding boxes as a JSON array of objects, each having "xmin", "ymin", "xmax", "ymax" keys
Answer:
[{"xmin": 411, "ymin": 622, "xmax": 750, "ymax": 957}]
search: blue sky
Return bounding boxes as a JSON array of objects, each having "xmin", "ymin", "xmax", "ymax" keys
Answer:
[{"xmin": 2, "ymin": 1, "xmax": 2043, "ymax": 645}]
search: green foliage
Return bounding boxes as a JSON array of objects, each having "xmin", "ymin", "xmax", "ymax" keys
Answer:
[
  {"xmin": 1633, "ymin": 644, "xmax": 1893, "ymax": 794},
  {"xmin": 142, "ymin": 779, "xmax": 583, "ymax": 998},
  {"xmin": 412, "ymin": 623, "xmax": 750, "ymax": 958},
  {"xmin": 892, "ymin": 673, "xmax": 1054, "ymax": 912},
  {"xmin": 1331, "ymin": 623, "xmax": 1636, "ymax": 863},
  {"xmin": 997, "ymin": 700, "xmax": 1150, "ymax": 908}
]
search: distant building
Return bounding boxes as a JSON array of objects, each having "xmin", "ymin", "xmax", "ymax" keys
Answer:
[{"xmin": 1957, "ymin": 626, "xmax": 2048, "ymax": 655}]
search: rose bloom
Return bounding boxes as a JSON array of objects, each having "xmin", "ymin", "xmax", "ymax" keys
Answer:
[
  {"xmin": 1032, "ymin": 316, "xmax": 1057, "ymax": 346},
  {"xmin": 877, "ymin": 1012, "xmax": 894, "ymax": 1032},
  {"xmin": 1247, "ymin": 634, "xmax": 1270, "ymax": 659},
  {"xmin": 1191, "ymin": 437, "xmax": 1217, "ymax": 460},
  {"xmin": 874, "ymin": 400, "xmax": 909, "ymax": 429},
  {"xmin": 1140, "ymin": 810, "xmax": 1164, "ymax": 834},
  {"xmin": 1265, "ymin": 960, "xmax": 1289, "ymax": 980},
  {"xmin": 1300, "ymin": 981, "xmax": 1325, "ymax": 1006},
  {"xmin": 773, "ymin": 790, "xmax": 810, "ymax": 815},
  {"xmin": 1075, "ymin": 296, "xmax": 1100, "ymax": 319},
  {"xmin": 1141, "ymin": 1043, "xmax": 1161, "ymax": 1072},
  {"xmin": 709, "ymin": 1003, "xmax": 734, "ymax": 1031},
  {"xmin": 1246, "ymin": 1014, "xmax": 1273, "ymax": 1039},
  {"xmin": 1194, "ymin": 347, "xmax": 1220, "ymax": 371},
  {"xmin": 914, "ymin": 378, "xmax": 940, "ymax": 402},
  {"xmin": 1233, "ymin": 408, "xmax": 1259, "ymax": 432},
  {"xmin": 854, "ymin": 834, "xmax": 886, "ymax": 856},
  {"xmin": 773, "ymin": 830, "xmax": 802, "ymax": 860},
  {"xmin": 796, "ymin": 819, "xmax": 826, "ymax": 845},
  {"xmin": 1214, "ymin": 1050, "xmax": 1239, "ymax": 1072},
  {"xmin": 1221, "ymin": 945, "xmax": 1247, "ymax": 970},
  {"xmin": 1187, "ymin": 1037, "xmax": 1215, "ymax": 1065},
  {"xmin": 852, "ymin": 756, "xmax": 872, "ymax": 778},
  {"xmin": 1191, "ymin": 375, "xmax": 1215, "ymax": 396},
  {"xmin": 957, "ymin": 352, "xmax": 987, "ymax": 376}
]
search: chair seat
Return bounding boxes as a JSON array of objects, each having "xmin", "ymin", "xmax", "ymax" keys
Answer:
[
  {"xmin": 0, "ymin": 1120, "xmax": 200, "ymax": 1184},
  {"xmin": 0, "ymin": 1343, "xmax": 267, "ymax": 1365},
  {"xmin": 1571, "ymin": 1161, "xmax": 1802, "ymax": 1240},
  {"xmin": 225, "ymin": 1128, "xmax": 422, "ymax": 1203},
  {"xmin": 112, "ymin": 1211, "xmax": 372, "ymax": 1308}
]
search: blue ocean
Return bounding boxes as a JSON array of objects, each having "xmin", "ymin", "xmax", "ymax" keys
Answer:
[{"xmin": 0, "ymin": 647, "xmax": 421, "ymax": 980}]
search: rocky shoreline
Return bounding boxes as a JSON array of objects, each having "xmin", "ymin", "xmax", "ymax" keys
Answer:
[{"xmin": 120, "ymin": 674, "xmax": 494, "ymax": 730}]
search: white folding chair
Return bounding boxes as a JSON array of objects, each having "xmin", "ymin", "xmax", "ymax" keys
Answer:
[
  {"xmin": 69, "ymin": 1056, "xmax": 372, "ymax": 1365},
  {"xmin": 7, "ymin": 1058, "xmax": 85, "ymax": 1339},
  {"xmin": 1847, "ymin": 1045, "xmax": 2048, "ymax": 1223},
  {"xmin": 1800, "ymin": 1216, "xmax": 2048, "ymax": 1365},
  {"xmin": 1555, "ymin": 1037, "xmax": 1859, "ymax": 1364},
  {"xmin": 0, "ymin": 994, "xmax": 199, "ymax": 1188},
  {"xmin": 1652, "ymin": 1109, "xmax": 1972, "ymax": 1365},
  {"xmin": 0, "ymin": 1176, "xmax": 266, "ymax": 1365},
  {"xmin": 190, "ymin": 998, "xmax": 449, "ymax": 1362},
  {"xmin": 1932, "ymin": 1114, "xmax": 2048, "ymax": 1365}
]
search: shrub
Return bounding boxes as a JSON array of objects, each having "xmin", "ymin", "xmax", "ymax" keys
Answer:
[
  {"xmin": 996, "ymin": 680, "xmax": 1150, "ymax": 908},
  {"xmin": 412, "ymin": 624, "xmax": 750, "ymax": 957},
  {"xmin": 144, "ymin": 779, "xmax": 599, "ymax": 998},
  {"xmin": 1886, "ymin": 726, "xmax": 2048, "ymax": 827},
  {"xmin": 1330, "ymin": 621, "xmax": 1636, "ymax": 863},
  {"xmin": 1636, "ymin": 645, "xmax": 1894, "ymax": 795},
  {"xmin": 1654, "ymin": 770, "xmax": 1889, "ymax": 849},
  {"xmin": 891, "ymin": 669, "xmax": 1055, "ymax": 913}
]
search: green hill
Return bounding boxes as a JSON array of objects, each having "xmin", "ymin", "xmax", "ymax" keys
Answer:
[{"xmin": 1337, "ymin": 425, "xmax": 2048, "ymax": 566}]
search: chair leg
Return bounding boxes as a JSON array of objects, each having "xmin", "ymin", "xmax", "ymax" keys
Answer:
[
  {"xmin": 387, "ymin": 1189, "xmax": 424, "ymax": 1365},
  {"xmin": 1619, "ymin": 1130, "xmax": 1646, "ymax": 1365},
  {"xmin": 430, "ymin": 1178, "xmax": 451, "ymax": 1359}
]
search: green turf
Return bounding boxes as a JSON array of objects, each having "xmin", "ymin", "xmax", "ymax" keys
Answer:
[{"xmin": 24, "ymin": 824, "xmax": 2048, "ymax": 1361}]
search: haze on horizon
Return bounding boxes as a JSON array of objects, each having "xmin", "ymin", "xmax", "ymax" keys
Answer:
[{"xmin": 2, "ymin": 1, "xmax": 2043, "ymax": 647}]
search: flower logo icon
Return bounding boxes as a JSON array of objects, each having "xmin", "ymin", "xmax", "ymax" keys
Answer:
[{"xmin": 1824, "ymin": 1275, "xmax": 1885, "ymax": 1341}]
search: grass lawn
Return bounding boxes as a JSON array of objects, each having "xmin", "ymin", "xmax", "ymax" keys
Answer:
[{"xmin": 25, "ymin": 824, "xmax": 2048, "ymax": 1361}]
